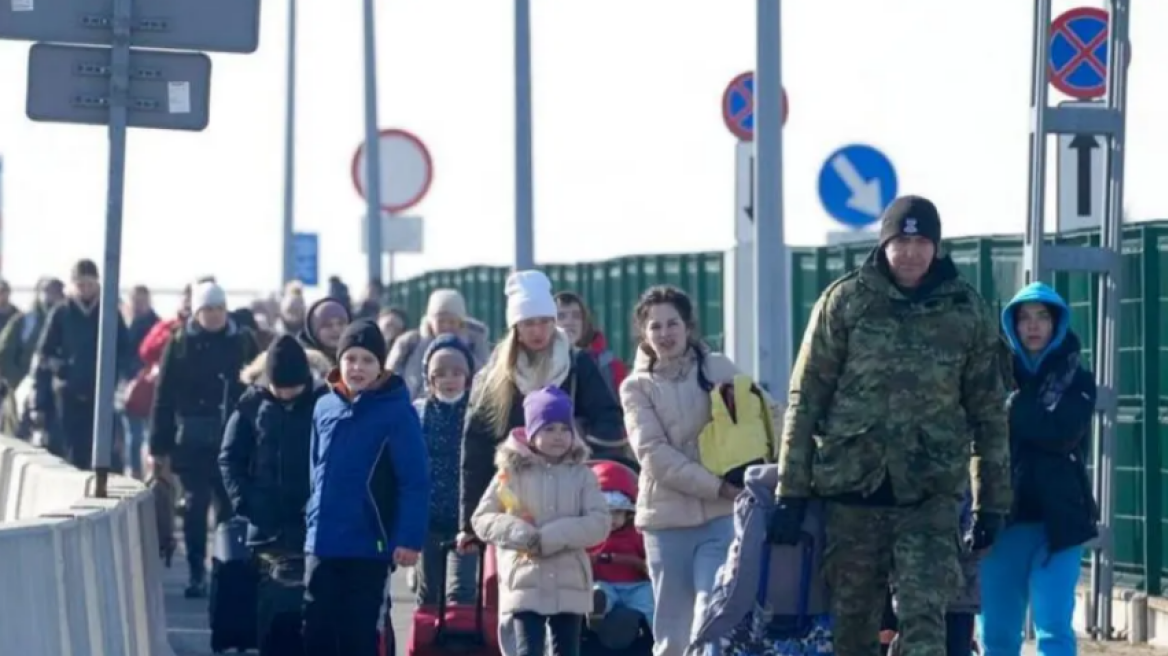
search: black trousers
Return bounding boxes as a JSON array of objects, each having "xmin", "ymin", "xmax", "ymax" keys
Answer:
[
  {"xmin": 178, "ymin": 462, "xmax": 230, "ymax": 581},
  {"xmin": 302, "ymin": 556, "xmax": 391, "ymax": 656},
  {"xmin": 507, "ymin": 612, "xmax": 582, "ymax": 656}
]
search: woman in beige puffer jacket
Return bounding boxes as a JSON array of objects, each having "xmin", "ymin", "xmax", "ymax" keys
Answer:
[
  {"xmin": 620, "ymin": 286, "xmax": 782, "ymax": 656},
  {"xmin": 472, "ymin": 386, "xmax": 610, "ymax": 656}
]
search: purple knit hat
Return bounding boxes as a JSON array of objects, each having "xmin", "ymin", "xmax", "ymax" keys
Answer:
[{"xmin": 523, "ymin": 386, "xmax": 574, "ymax": 440}]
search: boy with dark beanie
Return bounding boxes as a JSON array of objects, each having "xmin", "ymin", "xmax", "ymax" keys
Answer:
[
  {"xmin": 303, "ymin": 319, "xmax": 431, "ymax": 656},
  {"xmin": 220, "ymin": 334, "xmax": 325, "ymax": 655}
]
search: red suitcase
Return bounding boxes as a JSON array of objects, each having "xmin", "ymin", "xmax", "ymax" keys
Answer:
[{"xmin": 381, "ymin": 541, "xmax": 498, "ymax": 656}]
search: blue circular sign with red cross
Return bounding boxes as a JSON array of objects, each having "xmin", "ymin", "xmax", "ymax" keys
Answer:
[
  {"xmin": 721, "ymin": 71, "xmax": 788, "ymax": 142},
  {"xmin": 1048, "ymin": 7, "xmax": 1109, "ymax": 100}
]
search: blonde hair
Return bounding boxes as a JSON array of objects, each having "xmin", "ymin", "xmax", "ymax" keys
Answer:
[{"xmin": 471, "ymin": 326, "xmax": 555, "ymax": 437}]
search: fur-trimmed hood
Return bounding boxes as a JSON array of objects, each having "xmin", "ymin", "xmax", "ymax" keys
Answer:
[
  {"xmin": 494, "ymin": 427, "xmax": 590, "ymax": 472},
  {"xmin": 240, "ymin": 347, "xmax": 334, "ymax": 386}
]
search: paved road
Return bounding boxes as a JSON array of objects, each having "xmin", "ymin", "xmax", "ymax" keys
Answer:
[{"xmin": 160, "ymin": 545, "xmax": 1153, "ymax": 656}]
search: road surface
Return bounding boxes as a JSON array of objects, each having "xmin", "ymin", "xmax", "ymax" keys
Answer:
[{"xmin": 160, "ymin": 543, "xmax": 1157, "ymax": 656}]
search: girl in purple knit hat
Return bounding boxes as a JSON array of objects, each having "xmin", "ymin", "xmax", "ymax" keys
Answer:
[{"xmin": 472, "ymin": 386, "xmax": 611, "ymax": 656}]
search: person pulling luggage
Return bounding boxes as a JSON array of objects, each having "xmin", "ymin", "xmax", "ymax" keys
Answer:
[{"xmin": 220, "ymin": 335, "xmax": 326, "ymax": 655}]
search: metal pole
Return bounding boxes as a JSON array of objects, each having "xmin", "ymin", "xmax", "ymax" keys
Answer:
[
  {"xmin": 280, "ymin": 0, "xmax": 297, "ymax": 286},
  {"xmin": 362, "ymin": 0, "xmax": 384, "ymax": 284},
  {"xmin": 92, "ymin": 0, "xmax": 133, "ymax": 496},
  {"xmin": 754, "ymin": 0, "xmax": 789, "ymax": 394},
  {"xmin": 1092, "ymin": 0, "xmax": 1131, "ymax": 636},
  {"xmin": 513, "ymin": 0, "xmax": 535, "ymax": 270},
  {"xmin": 0, "ymin": 154, "xmax": 5, "ymax": 280},
  {"xmin": 1022, "ymin": 0, "xmax": 1054, "ymax": 285}
]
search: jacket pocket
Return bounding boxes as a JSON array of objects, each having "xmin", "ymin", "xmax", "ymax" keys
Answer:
[
  {"xmin": 915, "ymin": 425, "xmax": 969, "ymax": 496},
  {"xmin": 812, "ymin": 423, "xmax": 879, "ymax": 496},
  {"xmin": 503, "ymin": 550, "xmax": 539, "ymax": 592}
]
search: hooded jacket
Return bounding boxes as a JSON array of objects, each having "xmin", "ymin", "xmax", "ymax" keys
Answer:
[
  {"xmin": 386, "ymin": 316, "xmax": 492, "ymax": 400},
  {"xmin": 305, "ymin": 371, "xmax": 431, "ymax": 559},
  {"xmin": 240, "ymin": 297, "xmax": 348, "ymax": 386},
  {"xmin": 1000, "ymin": 282, "xmax": 1098, "ymax": 553},
  {"xmin": 471, "ymin": 428, "xmax": 610, "ymax": 616}
]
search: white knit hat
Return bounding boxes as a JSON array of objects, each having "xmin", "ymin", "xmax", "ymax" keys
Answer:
[
  {"xmin": 426, "ymin": 288, "xmax": 467, "ymax": 320},
  {"xmin": 191, "ymin": 281, "xmax": 227, "ymax": 315},
  {"xmin": 505, "ymin": 270, "xmax": 556, "ymax": 328}
]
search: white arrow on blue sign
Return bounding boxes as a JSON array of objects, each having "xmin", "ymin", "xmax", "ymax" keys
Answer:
[
  {"xmin": 817, "ymin": 144, "xmax": 898, "ymax": 228},
  {"xmin": 293, "ymin": 232, "xmax": 319, "ymax": 287}
]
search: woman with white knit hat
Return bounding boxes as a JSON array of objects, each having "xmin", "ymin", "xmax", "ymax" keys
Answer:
[
  {"xmin": 385, "ymin": 288, "xmax": 492, "ymax": 399},
  {"xmin": 456, "ymin": 270, "xmax": 625, "ymax": 554}
]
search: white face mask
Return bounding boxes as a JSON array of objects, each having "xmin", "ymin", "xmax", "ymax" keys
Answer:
[{"xmin": 435, "ymin": 390, "xmax": 466, "ymax": 404}]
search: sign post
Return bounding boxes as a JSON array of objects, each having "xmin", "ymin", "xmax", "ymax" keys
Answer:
[
  {"xmin": 352, "ymin": 129, "xmax": 433, "ymax": 284},
  {"xmin": 817, "ymin": 144, "xmax": 898, "ymax": 228},
  {"xmin": 292, "ymin": 233, "xmax": 319, "ymax": 287},
  {"xmin": 0, "ymin": 0, "xmax": 260, "ymax": 496},
  {"xmin": 1056, "ymin": 100, "xmax": 1106, "ymax": 233},
  {"xmin": 720, "ymin": 65, "xmax": 788, "ymax": 382}
]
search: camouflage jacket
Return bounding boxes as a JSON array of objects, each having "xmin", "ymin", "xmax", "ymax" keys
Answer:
[{"xmin": 775, "ymin": 255, "xmax": 1013, "ymax": 515}]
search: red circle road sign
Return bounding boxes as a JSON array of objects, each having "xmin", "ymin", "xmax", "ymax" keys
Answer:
[
  {"xmin": 721, "ymin": 71, "xmax": 788, "ymax": 142},
  {"xmin": 350, "ymin": 128, "xmax": 434, "ymax": 214}
]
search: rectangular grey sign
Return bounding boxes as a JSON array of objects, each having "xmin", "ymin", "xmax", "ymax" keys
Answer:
[
  {"xmin": 0, "ymin": 0, "xmax": 260, "ymax": 53},
  {"xmin": 26, "ymin": 43, "xmax": 212, "ymax": 131}
]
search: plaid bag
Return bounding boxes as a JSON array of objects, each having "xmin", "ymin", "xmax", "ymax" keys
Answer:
[{"xmin": 716, "ymin": 534, "xmax": 833, "ymax": 656}]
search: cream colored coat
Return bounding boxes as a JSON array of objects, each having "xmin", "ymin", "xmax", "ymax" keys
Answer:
[
  {"xmin": 471, "ymin": 431, "xmax": 610, "ymax": 616},
  {"xmin": 620, "ymin": 346, "xmax": 784, "ymax": 531}
]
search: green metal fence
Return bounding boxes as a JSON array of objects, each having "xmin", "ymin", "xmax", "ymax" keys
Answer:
[{"xmin": 388, "ymin": 221, "xmax": 1168, "ymax": 592}]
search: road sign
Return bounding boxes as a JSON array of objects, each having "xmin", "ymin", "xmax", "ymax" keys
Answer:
[
  {"xmin": 26, "ymin": 44, "xmax": 211, "ymax": 131},
  {"xmin": 1049, "ymin": 7, "xmax": 1110, "ymax": 100},
  {"xmin": 721, "ymin": 71, "xmax": 788, "ymax": 142},
  {"xmin": 292, "ymin": 233, "xmax": 319, "ymax": 287},
  {"xmin": 817, "ymin": 144, "xmax": 897, "ymax": 228},
  {"xmin": 351, "ymin": 129, "xmax": 434, "ymax": 214},
  {"xmin": 360, "ymin": 214, "xmax": 424, "ymax": 254},
  {"xmin": 0, "ymin": 0, "xmax": 261, "ymax": 53},
  {"xmin": 1056, "ymin": 100, "xmax": 1106, "ymax": 233}
]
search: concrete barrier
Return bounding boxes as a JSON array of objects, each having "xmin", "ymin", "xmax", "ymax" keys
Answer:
[{"xmin": 0, "ymin": 436, "xmax": 174, "ymax": 656}]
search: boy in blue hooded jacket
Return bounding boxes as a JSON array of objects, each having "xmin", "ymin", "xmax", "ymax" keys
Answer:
[
  {"xmin": 303, "ymin": 319, "xmax": 431, "ymax": 656},
  {"xmin": 977, "ymin": 283, "xmax": 1098, "ymax": 656}
]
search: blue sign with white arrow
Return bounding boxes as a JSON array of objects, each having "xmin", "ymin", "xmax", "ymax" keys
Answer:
[
  {"xmin": 293, "ymin": 232, "xmax": 319, "ymax": 287},
  {"xmin": 817, "ymin": 144, "xmax": 898, "ymax": 228}
]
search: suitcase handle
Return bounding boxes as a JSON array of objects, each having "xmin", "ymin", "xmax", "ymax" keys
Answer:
[
  {"xmin": 757, "ymin": 531, "xmax": 815, "ymax": 634},
  {"xmin": 433, "ymin": 539, "xmax": 488, "ymax": 648}
]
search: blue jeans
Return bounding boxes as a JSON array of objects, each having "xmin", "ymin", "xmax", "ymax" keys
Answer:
[
  {"xmin": 596, "ymin": 581, "xmax": 654, "ymax": 627},
  {"xmin": 121, "ymin": 414, "xmax": 146, "ymax": 479},
  {"xmin": 977, "ymin": 523, "xmax": 1081, "ymax": 656},
  {"xmin": 643, "ymin": 515, "xmax": 734, "ymax": 656}
]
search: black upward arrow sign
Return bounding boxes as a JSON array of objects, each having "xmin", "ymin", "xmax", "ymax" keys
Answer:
[
  {"xmin": 744, "ymin": 155, "xmax": 755, "ymax": 221},
  {"xmin": 1070, "ymin": 134, "xmax": 1099, "ymax": 217}
]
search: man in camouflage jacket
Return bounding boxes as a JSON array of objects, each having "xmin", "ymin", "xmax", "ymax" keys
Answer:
[{"xmin": 766, "ymin": 196, "xmax": 1013, "ymax": 656}]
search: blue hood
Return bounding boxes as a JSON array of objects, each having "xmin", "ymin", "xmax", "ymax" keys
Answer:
[{"xmin": 1001, "ymin": 282, "xmax": 1070, "ymax": 374}]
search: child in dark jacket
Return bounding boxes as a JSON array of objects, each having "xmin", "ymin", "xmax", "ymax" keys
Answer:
[
  {"xmin": 219, "ymin": 334, "xmax": 325, "ymax": 656},
  {"xmin": 412, "ymin": 334, "xmax": 478, "ymax": 605},
  {"xmin": 977, "ymin": 282, "xmax": 1098, "ymax": 656},
  {"xmin": 303, "ymin": 320, "xmax": 431, "ymax": 656}
]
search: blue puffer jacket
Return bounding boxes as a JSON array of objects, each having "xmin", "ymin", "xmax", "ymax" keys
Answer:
[{"xmin": 305, "ymin": 371, "xmax": 431, "ymax": 559}]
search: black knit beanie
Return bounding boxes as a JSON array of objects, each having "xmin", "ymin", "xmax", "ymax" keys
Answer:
[
  {"xmin": 265, "ymin": 335, "xmax": 311, "ymax": 387},
  {"xmin": 878, "ymin": 196, "xmax": 942, "ymax": 249},
  {"xmin": 337, "ymin": 319, "xmax": 387, "ymax": 365}
]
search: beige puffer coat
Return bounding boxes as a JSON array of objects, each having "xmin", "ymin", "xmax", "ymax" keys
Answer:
[
  {"xmin": 471, "ymin": 430, "xmax": 610, "ymax": 616},
  {"xmin": 620, "ymin": 345, "xmax": 783, "ymax": 532}
]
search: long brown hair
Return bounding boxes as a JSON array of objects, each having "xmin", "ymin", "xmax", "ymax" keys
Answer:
[
  {"xmin": 632, "ymin": 285, "xmax": 705, "ymax": 377},
  {"xmin": 553, "ymin": 290, "xmax": 595, "ymax": 347}
]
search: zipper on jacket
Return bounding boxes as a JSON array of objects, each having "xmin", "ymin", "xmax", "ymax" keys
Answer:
[{"xmin": 366, "ymin": 440, "xmax": 391, "ymax": 554}]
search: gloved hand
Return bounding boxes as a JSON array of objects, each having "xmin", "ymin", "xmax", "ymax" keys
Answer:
[
  {"xmin": 970, "ymin": 511, "xmax": 1007, "ymax": 551},
  {"xmin": 766, "ymin": 497, "xmax": 808, "ymax": 546}
]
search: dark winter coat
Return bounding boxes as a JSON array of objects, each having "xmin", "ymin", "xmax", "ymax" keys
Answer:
[
  {"xmin": 1001, "ymin": 283, "xmax": 1099, "ymax": 554},
  {"xmin": 219, "ymin": 382, "xmax": 327, "ymax": 551},
  {"xmin": 148, "ymin": 319, "xmax": 259, "ymax": 464},
  {"xmin": 414, "ymin": 394, "xmax": 469, "ymax": 534},
  {"xmin": 34, "ymin": 297, "xmax": 131, "ymax": 409}
]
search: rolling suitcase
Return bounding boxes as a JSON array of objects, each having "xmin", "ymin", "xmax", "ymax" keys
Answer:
[
  {"xmin": 387, "ymin": 541, "xmax": 496, "ymax": 656},
  {"xmin": 256, "ymin": 554, "xmax": 306, "ymax": 656},
  {"xmin": 209, "ymin": 518, "xmax": 259, "ymax": 653}
]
